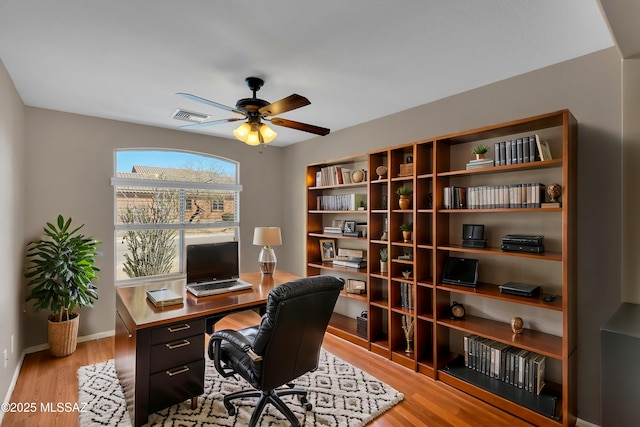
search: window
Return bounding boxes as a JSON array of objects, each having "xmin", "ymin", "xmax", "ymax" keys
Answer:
[
  {"xmin": 112, "ymin": 150, "xmax": 241, "ymax": 283},
  {"xmin": 211, "ymin": 200, "xmax": 224, "ymax": 211}
]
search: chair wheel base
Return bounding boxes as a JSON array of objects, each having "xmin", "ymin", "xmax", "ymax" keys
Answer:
[
  {"xmin": 300, "ymin": 396, "xmax": 312, "ymax": 411},
  {"xmin": 224, "ymin": 402, "xmax": 236, "ymax": 416}
]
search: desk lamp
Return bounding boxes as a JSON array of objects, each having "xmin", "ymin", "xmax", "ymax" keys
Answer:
[{"xmin": 253, "ymin": 227, "xmax": 282, "ymax": 274}]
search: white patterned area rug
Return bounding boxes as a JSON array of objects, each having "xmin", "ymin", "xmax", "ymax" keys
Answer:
[{"xmin": 78, "ymin": 349, "xmax": 404, "ymax": 426}]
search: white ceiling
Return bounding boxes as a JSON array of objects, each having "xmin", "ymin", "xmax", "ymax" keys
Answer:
[{"xmin": 0, "ymin": 0, "xmax": 614, "ymax": 146}]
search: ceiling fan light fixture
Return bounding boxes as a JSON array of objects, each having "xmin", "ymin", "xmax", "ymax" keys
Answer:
[
  {"xmin": 260, "ymin": 124, "xmax": 277, "ymax": 143},
  {"xmin": 245, "ymin": 131, "xmax": 262, "ymax": 146},
  {"xmin": 233, "ymin": 122, "xmax": 251, "ymax": 142},
  {"xmin": 233, "ymin": 121, "xmax": 277, "ymax": 146}
]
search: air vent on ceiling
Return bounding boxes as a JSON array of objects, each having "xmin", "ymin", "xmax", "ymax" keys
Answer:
[{"xmin": 172, "ymin": 109, "xmax": 210, "ymax": 123}]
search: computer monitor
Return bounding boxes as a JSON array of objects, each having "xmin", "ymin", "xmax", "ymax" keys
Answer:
[{"xmin": 186, "ymin": 241, "xmax": 239, "ymax": 284}]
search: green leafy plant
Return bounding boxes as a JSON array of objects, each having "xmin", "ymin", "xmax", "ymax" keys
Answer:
[
  {"xmin": 471, "ymin": 144, "xmax": 490, "ymax": 155},
  {"xmin": 379, "ymin": 247, "xmax": 388, "ymax": 262},
  {"xmin": 24, "ymin": 215, "xmax": 101, "ymax": 322},
  {"xmin": 400, "ymin": 222, "xmax": 413, "ymax": 232},
  {"xmin": 395, "ymin": 186, "xmax": 413, "ymax": 196}
]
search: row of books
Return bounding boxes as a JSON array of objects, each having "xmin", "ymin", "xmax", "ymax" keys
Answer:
[
  {"xmin": 443, "ymin": 183, "xmax": 546, "ymax": 209},
  {"xmin": 399, "ymin": 282, "xmax": 414, "ymax": 311},
  {"xmin": 464, "ymin": 335, "xmax": 546, "ymax": 395},
  {"xmin": 493, "ymin": 134, "xmax": 552, "ymax": 166},
  {"xmin": 316, "ymin": 194, "xmax": 366, "ymax": 211},
  {"xmin": 315, "ymin": 166, "xmax": 358, "ymax": 187}
]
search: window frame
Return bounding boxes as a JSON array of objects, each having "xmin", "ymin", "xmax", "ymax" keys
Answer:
[{"xmin": 111, "ymin": 149, "xmax": 242, "ymax": 285}]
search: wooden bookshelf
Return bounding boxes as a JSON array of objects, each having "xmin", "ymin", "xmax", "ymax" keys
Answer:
[{"xmin": 307, "ymin": 110, "xmax": 577, "ymax": 426}]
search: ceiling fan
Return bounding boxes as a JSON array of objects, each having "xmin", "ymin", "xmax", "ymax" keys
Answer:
[{"xmin": 176, "ymin": 77, "xmax": 330, "ymax": 146}]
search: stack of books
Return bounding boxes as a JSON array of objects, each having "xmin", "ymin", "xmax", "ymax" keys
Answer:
[
  {"xmin": 332, "ymin": 256, "xmax": 366, "ymax": 269},
  {"xmin": 323, "ymin": 226, "xmax": 343, "ymax": 235},
  {"xmin": 333, "ymin": 248, "xmax": 366, "ymax": 269},
  {"xmin": 466, "ymin": 157, "xmax": 495, "ymax": 170}
]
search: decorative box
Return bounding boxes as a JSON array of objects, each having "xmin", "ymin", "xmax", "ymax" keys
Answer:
[{"xmin": 399, "ymin": 163, "xmax": 413, "ymax": 176}]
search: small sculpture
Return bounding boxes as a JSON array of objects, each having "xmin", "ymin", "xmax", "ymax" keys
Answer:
[
  {"xmin": 511, "ymin": 316, "xmax": 524, "ymax": 334},
  {"xmin": 547, "ymin": 183, "xmax": 561, "ymax": 204},
  {"xmin": 376, "ymin": 165, "xmax": 388, "ymax": 180}
]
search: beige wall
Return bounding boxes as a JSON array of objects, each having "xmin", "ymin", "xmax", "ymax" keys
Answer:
[
  {"xmin": 282, "ymin": 47, "xmax": 622, "ymax": 424},
  {"xmin": 22, "ymin": 109, "xmax": 286, "ymax": 347},
  {"xmin": 0, "ymin": 59, "xmax": 26, "ymax": 404}
]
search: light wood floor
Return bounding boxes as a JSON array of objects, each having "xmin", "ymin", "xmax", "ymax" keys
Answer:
[{"xmin": 2, "ymin": 311, "xmax": 534, "ymax": 427}]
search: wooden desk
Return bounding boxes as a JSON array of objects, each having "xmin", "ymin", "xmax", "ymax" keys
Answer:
[{"xmin": 115, "ymin": 271, "xmax": 300, "ymax": 427}]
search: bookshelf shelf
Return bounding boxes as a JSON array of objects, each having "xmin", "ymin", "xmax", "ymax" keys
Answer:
[{"xmin": 437, "ymin": 282, "xmax": 563, "ymax": 312}]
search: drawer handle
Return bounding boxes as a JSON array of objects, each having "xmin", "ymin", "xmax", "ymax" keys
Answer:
[
  {"xmin": 167, "ymin": 324, "xmax": 191, "ymax": 333},
  {"xmin": 166, "ymin": 340, "xmax": 190, "ymax": 350},
  {"xmin": 166, "ymin": 366, "xmax": 190, "ymax": 377}
]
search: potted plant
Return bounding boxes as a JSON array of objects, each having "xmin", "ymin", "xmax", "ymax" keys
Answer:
[
  {"xmin": 24, "ymin": 215, "xmax": 101, "ymax": 357},
  {"xmin": 379, "ymin": 247, "xmax": 388, "ymax": 273},
  {"xmin": 395, "ymin": 186, "xmax": 413, "ymax": 210},
  {"xmin": 471, "ymin": 144, "xmax": 490, "ymax": 159},
  {"xmin": 400, "ymin": 222, "xmax": 413, "ymax": 242}
]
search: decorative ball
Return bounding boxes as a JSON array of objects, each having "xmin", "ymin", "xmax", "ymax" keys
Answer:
[
  {"xmin": 352, "ymin": 169, "xmax": 364, "ymax": 183},
  {"xmin": 376, "ymin": 165, "xmax": 388, "ymax": 179},
  {"xmin": 511, "ymin": 317, "xmax": 524, "ymax": 334}
]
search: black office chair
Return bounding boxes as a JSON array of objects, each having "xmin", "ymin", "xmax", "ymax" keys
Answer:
[{"xmin": 207, "ymin": 275, "xmax": 343, "ymax": 427}]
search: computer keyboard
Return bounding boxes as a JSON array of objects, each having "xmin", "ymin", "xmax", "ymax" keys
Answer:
[
  {"xmin": 192, "ymin": 281, "xmax": 237, "ymax": 291},
  {"xmin": 187, "ymin": 280, "xmax": 252, "ymax": 297}
]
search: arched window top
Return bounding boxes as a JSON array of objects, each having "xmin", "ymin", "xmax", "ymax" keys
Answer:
[{"xmin": 115, "ymin": 149, "xmax": 238, "ymax": 184}]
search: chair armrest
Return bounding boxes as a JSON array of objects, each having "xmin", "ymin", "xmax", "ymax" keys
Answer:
[{"xmin": 209, "ymin": 329, "xmax": 263, "ymax": 362}]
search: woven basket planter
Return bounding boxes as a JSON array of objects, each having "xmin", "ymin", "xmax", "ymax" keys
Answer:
[{"xmin": 48, "ymin": 313, "xmax": 79, "ymax": 357}]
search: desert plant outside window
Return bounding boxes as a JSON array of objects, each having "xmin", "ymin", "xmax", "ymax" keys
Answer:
[{"xmin": 112, "ymin": 150, "xmax": 242, "ymax": 283}]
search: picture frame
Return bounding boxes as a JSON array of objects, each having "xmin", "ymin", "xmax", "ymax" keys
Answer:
[
  {"xmin": 342, "ymin": 220, "xmax": 357, "ymax": 234},
  {"xmin": 319, "ymin": 239, "xmax": 336, "ymax": 262},
  {"xmin": 346, "ymin": 278, "xmax": 366, "ymax": 294}
]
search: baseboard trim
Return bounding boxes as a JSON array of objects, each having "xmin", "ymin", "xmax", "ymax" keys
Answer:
[
  {"xmin": 23, "ymin": 329, "xmax": 115, "ymax": 355},
  {"xmin": 577, "ymin": 418, "xmax": 601, "ymax": 427},
  {"xmin": 0, "ymin": 351, "xmax": 26, "ymax": 425}
]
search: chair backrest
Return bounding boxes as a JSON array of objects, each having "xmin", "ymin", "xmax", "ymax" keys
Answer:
[{"xmin": 252, "ymin": 275, "xmax": 343, "ymax": 391}]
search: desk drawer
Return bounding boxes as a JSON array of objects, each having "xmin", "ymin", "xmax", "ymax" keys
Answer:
[
  {"xmin": 151, "ymin": 318, "xmax": 205, "ymax": 345},
  {"xmin": 150, "ymin": 333, "xmax": 204, "ymax": 373},
  {"xmin": 149, "ymin": 359, "xmax": 204, "ymax": 414}
]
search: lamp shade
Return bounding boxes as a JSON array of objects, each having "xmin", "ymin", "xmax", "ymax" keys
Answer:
[{"xmin": 253, "ymin": 227, "xmax": 282, "ymax": 246}]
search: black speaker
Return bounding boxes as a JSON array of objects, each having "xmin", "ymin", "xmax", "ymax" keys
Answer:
[{"xmin": 462, "ymin": 224, "xmax": 484, "ymax": 240}]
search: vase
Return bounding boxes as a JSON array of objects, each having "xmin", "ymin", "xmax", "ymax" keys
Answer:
[
  {"xmin": 380, "ymin": 261, "xmax": 388, "ymax": 273},
  {"xmin": 398, "ymin": 195, "xmax": 411, "ymax": 210},
  {"xmin": 475, "ymin": 153, "xmax": 485, "ymax": 160},
  {"xmin": 405, "ymin": 339, "xmax": 413, "ymax": 354},
  {"xmin": 402, "ymin": 231, "xmax": 412, "ymax": 242},
  {"xmin": 48, "ymin": 313, "xmax": 79, "ymax": 357}
]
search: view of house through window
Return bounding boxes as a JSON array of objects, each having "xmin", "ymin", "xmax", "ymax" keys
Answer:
[{"xmin": 112, "ymin": 150, "xmax": 241, "ymax": 282}]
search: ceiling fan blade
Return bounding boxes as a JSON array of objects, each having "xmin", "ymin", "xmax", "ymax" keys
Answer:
[
  {"xmin": 259, "ymin": 94, "xmax": 310, "ymax": 117},
  {"xmin": 269, "ymin": 118, "xmax": 330, "ymax": 136},
  {"xmin": 180, "ymin": 118, "xmax": 244, "ymax": 130},
  {"xmin": 176, "ymin": 93, "xmax": 245, "ymax": 115}
]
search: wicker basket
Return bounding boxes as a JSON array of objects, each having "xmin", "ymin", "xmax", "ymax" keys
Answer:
[{"xmin": 48, "ymin": 313, "xmax": 79, "ymax": 357}]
